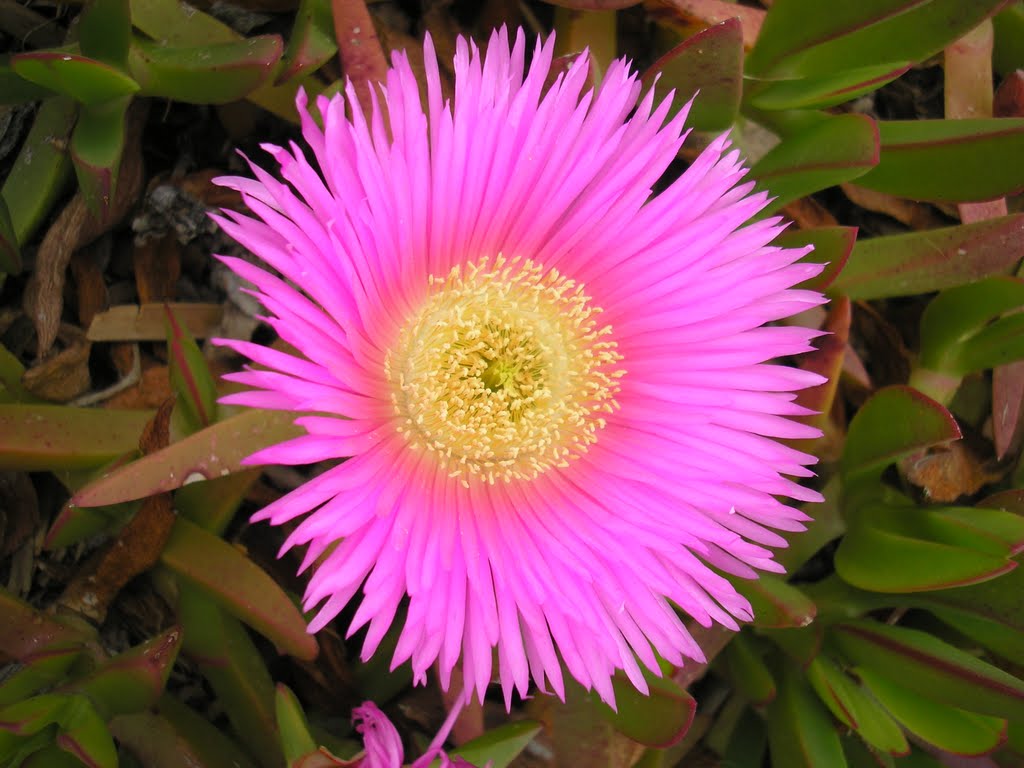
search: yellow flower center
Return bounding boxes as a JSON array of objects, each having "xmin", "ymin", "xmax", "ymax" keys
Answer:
[{"xmin": 385, "ymin": 256, "xmax": 624, "ymax": 485}]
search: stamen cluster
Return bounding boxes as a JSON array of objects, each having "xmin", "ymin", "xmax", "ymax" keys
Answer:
[{"xmin": 386, "ymin": 256, "xmax": 623, "ymax": 485}]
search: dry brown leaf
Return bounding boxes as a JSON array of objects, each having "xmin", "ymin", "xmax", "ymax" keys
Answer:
[
  {"xmin": 133, "ymin": 234, "xmax": 181, "ymax": 304},
  {"xmin": 87, "ymin": 303, "xmax": 223, "ymax": 342},
  {"xmin": 840, "ymin": 183, "xmax": 948, "ymax": 231},
  {"xmin": 69, "ymin": 246, "xmax": 109, "ymax": 330},
  {"xmin": 23, "ymin": 101, "xmax": 147, "ymax": 357},
  {"xmin": 901, "ymin": 440, "xmax": 1002, "ymax": 502},
  {"xmin": 21, "ymin": 324, "xmax": 92, "ymax": 402}
]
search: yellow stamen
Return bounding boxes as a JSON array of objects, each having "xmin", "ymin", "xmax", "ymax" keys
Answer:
[{"xmin": 384, "ymin": 256, "xmax": 624, "ymax": 485}]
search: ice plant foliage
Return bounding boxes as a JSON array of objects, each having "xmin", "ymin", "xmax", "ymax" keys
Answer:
[{"xmin": 213, "ymin": 27, "xmax": 826, "ymax": 707}]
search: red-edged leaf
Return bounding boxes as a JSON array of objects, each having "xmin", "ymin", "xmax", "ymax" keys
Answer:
[
  {"xmin": 160, "ymin": 517, "xmax": 318, "ymax": 661},
  {"xmin": 72, "ymin": 408, "xmax": 302, "ymax": 507},
  {"xmin": 832, "ymin": 214, "xmax": 1024, "ymax": 299},
  {"xmin": 854, "ymin": 118, "xmax": 1024, "ymax": 203},
  {"xmin": 642, "ymin": 18, "xmax": 743, "ymax": 131}
]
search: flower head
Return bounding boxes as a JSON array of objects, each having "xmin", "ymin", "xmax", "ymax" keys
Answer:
[
  {"xmin": 213, "ymin": 27, "xmax": 825, "ymax": 707},
  {"xmin": 340, "ymin": 702, "xmax": 476, "ymax": 768}
]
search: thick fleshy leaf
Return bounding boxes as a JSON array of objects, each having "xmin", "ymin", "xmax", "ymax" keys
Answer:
[
  {"xmin": 60, "ymin": 627, "xmax": 182, "ymax": 718},
  {"xmin": 0, "ymin": 197, "xmax": 20, "ymax": 274},
  {"xmin": 832, "ymin": 214, "xmax": 1024, "ymax": 299},
  {"xmin": 768, "ymin": 663, "xmax": 846, "ymax": 768},
  {"xmin": 994, "ymin": 2, "xmax": 1024, "ymax": 75},
  {"xmin": 835, "ymin": 502, "xmax": 1022, "ymax": 592},
  {"xmin": 79, "ymin": 0, "xmax": 131, "ymax": 68},
  {"xmin": 832, "ymin": 620, "xmax": 1024, "ymax": 722},
  {"xmin": 751, "ymin": 114, "xmax": 879, "ymax": 214},
  {"xmin": 735, "ymin": 574, "xmax": 816, "ymax": 629},
  {"xmin": 856, "ymin": 666, "xmax": 1005, "ymax": 756},
  {"xmin": 166, "ymin": 306, "xmax": 219, "ymax": 433},
  {"xmin": 278, "ymin": 0, "xmax": 336, "ymax": 84},
  {"xmin": 747, "ymin": 0, "xmax": 1008, "ymax": 77},
  {"xmin": 129, "ymin": 36, "xmax": 284, "ymax": 104},
  {"xmin": 931, "ymin": 607, "xmax": 1024, "ymax": 666},
  {"xmin": 0, "ymin": 647, "xmax": 81, "ymax": 708},
  {"xmin": 72, "ymin": 95, "xmax": 130, "ymax": 218},
  {"xmin": 0, "ymin": 97, "xmax": 75, "ymax": 245},
  {"xmin": 750, "ymin": 62, "xmax": 910, "ymax": 111},
  {"xmin": 160, "ymin": 517, "xmax": 318, "ymax": 661},
  {"xmin": 841, "ymin": 386, "xmax": 961, "ymax": 485},
  {"xmin": 0, "ymin": 694, "xmax": 117, "ymax": 768},
  {"xmin": 0, "ymin": 405, "xmax": 150, "ymax": 471},
  {"xmin": 128, "ymin": 0, "xmax": 313, "ymax": 120},
  {"xmin": 807, "ymin": 656, "xmax": 908, "ymax": 755},
  {"xmin": 542, "ymin": 0, "xmax": 641, "ymax": 7},
  {"xmin": 854, "ymin": 119, "xmax": 1024, "ymax": 203},
  {"xmin": 72, "ymin": 408, "xmax": 302, "ymax": 506},
  {"xmin": 641, "ymin": 18, "xmax": 742, "ymax": 131},
  {"xmin": 110, "ymin": 702, "xmax": 257, "ymax": 768},
  {"xmin": 721, "ymin": 633, "xmax": 776, "ymax": 705},
  {"xmin": 175, "ymin": 470, "xmax": 258, "ymax": 537},
  {"xmin": 918, "ymin": 276, "xmax": 1024, "ymax": 375},
  {"xmin": 0, "ymin": 64, "xmax": 54, "ymax": 105},
  {"xmin": 450, "ymin": 721, "xmax": 543, "ymax": 768},
  {"xmin": 175, "ymin": 583, "xmax": 282, "ymax": 768},
  {"xmin": 599, "ymin": 670, "xmax": 695, "ymax": 748},
  {"xmin": 10, "ymin": 52, "xmax": 139, "ymax": 105},
  {"xmin": 775, "ymin": 226, "xmax": 856, "ymax": 292},
  {"xmin": 0, "ymin": 589, "xmax": 91, "ymax": 663},
  {"xmin": 275, "ymin": 685, "xmax": 317, "ymax": 766}
]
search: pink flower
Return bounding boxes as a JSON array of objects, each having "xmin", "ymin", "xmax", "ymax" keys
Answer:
[
  {"xmin": 337, "ymin": 703, "xmax": 476, "ymax": 768},
  {"xmin": 213, "ymin": 28, "xmax": 824, "ymax": 707}
]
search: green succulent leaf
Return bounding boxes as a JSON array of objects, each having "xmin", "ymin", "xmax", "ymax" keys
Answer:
[
  {"xmin": 807, "ymin": 656, "xmax": 908, "ymax": 755},
  {"xmin": 841, "ymin": 386, "xmax": 961, "ymax": 487},
  {"xmin": 72, "ymin": 95, "xmax": 130, "ymax": 218},
  {"xmin": 175, "ymin": 470, "xmax": 258, "ymax": 537},
  {"xmin": 721, "ymin": 633, "xmax": 776, "ymax": 705},
  {"xmin": 774, "ymin": 226, "xmax": 856, "ymax": 293},
  {"xmin": 749, "ymin": 62, "xmax": 910, "ymax": 111},
  {"xmin": 0, "ymin": 63, "xmax": 55, "ymax": 105},
  {"xmin": 0, "ymin": 196, "xmax": 20, "ymax": 274},
  {"xmin": 832, "ymin": 620, "xmax": 1024, "ymax": 722},
  {"xmin": 0, "ymin": 694, "xmax": 117, "ymax": 768},
  {"xmin": 0, "ymin": 647, "xmax": 82, "ymax": 709},
  {"xmin": 856, "ymin": 666, "xmax": 1005, "ymax": 756},
  {"xmin": 110, "ymin": 704, "xmax": 257, "ymax": 768},
  {"xmin": 854, "ymin": 119, "xmax": 1024, "ymax": 203},
  {"xmin": 918, "ymin": 276, "xmax": 1024, "ymax": 375},
  {"xmin": 278, "ymin": 0, "xmax": 336, "ymax": 84},
  {"xmin": 71, "ymin": 407, "xmax": 303, "ymax": 506},
  {"xmin": 747, "ymin": 0, "xmax": 1008, "ymax": 78},
  {"xmin": 11, "ymin": 52, "xmax": 139, "ymax": 105},
  {"xmin": 835, "ymin": 501, "xmax": 1022, "ymax": 592},
  {"xmin": 60, "ymin": 627, "xmax": 183, "ymax": 718},
  {"xmin": 993, "ymin": 2, "xmax": 1024, "ymax": 75},
  {"xmin": 166, "ymin": 305, "xmax": 219, "ymax": 434},
  {"xmin": 605, "ymin": 671, "xmax": 695, "ymax": 748},
  {"xmin": 642, "ymin": 18, "xmax": 743, "ymax": 132},
  {"xmin": 0, "ymin": 404, "xmax": 150, "ymax": 471},
  {"xmin": 274, "ymin": 685, "xmax": 317, "ymax": 764},
  {"xmin": 832, "ymin": 214, "xmax": 1024, "ymax": 300},
  {"xmin": 0, "ymin": 96, "xmax": 75, "ymax": 246},
  {"xmin": 751, "ymin": 114, "xmax": 879, "ymax": 215},
  {"xmin": 161, "ymin": 517, "xmax": 318, "ymax": 661},
  {"xmin": 735, "ymin": 574, "xmax": 816, "ymax": 629},
  {"xmin": 175, "ymin": 583, "xmax": 282, "ymax": 768},
  {"xmin": 768, "ymin": 663, "xmax": 847, "ymax": 768},
  {"xmin": 129, "ymin": 36, "xmax": 284, "ymax": 104},
  {"xmin": 79, "ymin": 0, "xmax": 131, "ymax": 69},
  {"xmin": 450, "ymin": 720, "xmax": 543, "ymax": 768}
]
